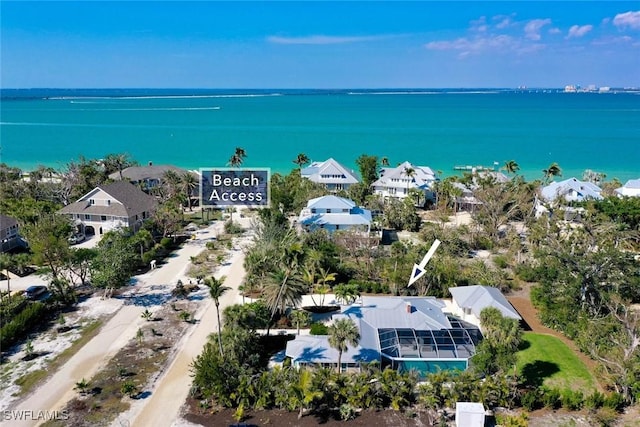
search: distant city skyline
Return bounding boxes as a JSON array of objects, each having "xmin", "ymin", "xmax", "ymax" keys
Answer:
[{"xmin": 1, "ymin": 1, "xmax": 639, "ymax": 89}]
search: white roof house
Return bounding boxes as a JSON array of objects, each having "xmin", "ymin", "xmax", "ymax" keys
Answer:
[
  {"xmin": 285, "ymin": 296, "xmax": 483, "ymax": 375},
  {"xmin": 540, "ymin": 178, "xmax": 603, "ymax": 203},
  {"xmin": 301, "ymin": 158, "xmax": 360, "ymax": 192},
  {"xmin": 298, "ymin": 195, "xmax": 372, "ymax": 233},
  {"xmin": 448, "ymin": 285, "xmax": 521, "ymax": 329},
  {"xmin": 615, "ymin": 179, "xmax": 640, "ymax": 197},
  {"xmin": 372, "ymin": 161, "xmax": 438, "ymax": 203}
]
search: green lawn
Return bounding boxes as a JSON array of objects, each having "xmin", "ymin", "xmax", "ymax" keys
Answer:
[{"xmin": 516, "ymin": 332, "xmax": 597, "ymax": 393}]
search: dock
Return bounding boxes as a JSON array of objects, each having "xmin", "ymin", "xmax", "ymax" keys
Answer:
[{"xmin": 453, "ymin": 165, "xmax": 496, "ymax": 172}]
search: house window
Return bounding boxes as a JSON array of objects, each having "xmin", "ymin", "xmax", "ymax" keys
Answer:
[
  {"xmin": 326, "ymin": 209, "xmax": 332, "ymax": 213},
  {"xmin": 311, "ymin": 208, "xmax": 316, "ymax": 214},
  {"xmin": 84, "ymin": 214, "xmax": 91, "ymax": 220},
  {"xmin": 107, "ymin": 200, "xmax": 111, "ymax": 206},
  {"xmin": 89, "ymin": 199, "xmax": 95, "ymax": 205},
  {"xmin": 142, "ymin": 211, "xmax": 147, "ymax": 219},
  {"xmin": 101, "ymin": 215, "xmax": 107, "ymax": 221}
]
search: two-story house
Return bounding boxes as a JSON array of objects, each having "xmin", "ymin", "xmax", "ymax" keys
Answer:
[
  {"xmin": 58, "ymin": 181, "xmax": 158, "ymax": 235},
  {"xmin": 372, "ymin": 161, "xmax": 438, "ymax": 204},
  {"xmin": 301, "ymin": 158, "xmax": 360, "ymax": 192},
  {"xmin": 298, "ymin": 195, "xmax": 372, "ymax": 234},
  {"xmin": 0, "ymin": 214, "xmax": 21, "ymax": 253}
]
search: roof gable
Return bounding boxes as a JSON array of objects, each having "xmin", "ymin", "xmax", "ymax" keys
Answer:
[
  {"xmin": 307, "ymin": 195, "xmax": 356, "ymax": 210},
  {"xmin": 449, "ymin": 285, "xmax": 521, "ymax": 320},
  {"xmin": 301, "ymin": 158, "xmax": 359, "ymax": 184}
]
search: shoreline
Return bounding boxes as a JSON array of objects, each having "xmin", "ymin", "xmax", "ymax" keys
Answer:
[{"xmin": 5, "ymin": 159, "xmax": 637, "ymax": 184}]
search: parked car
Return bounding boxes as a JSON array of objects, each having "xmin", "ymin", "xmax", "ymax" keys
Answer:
[
  {"xmin": 25, "ymin": 285, "xmax": 48, "ymax": 300},
  {"xmin": 68, "ymin": 233, "xmax": 85, "ymax": 245}
]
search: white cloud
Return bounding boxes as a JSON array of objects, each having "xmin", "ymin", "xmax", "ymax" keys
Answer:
[
  {"xmin": 549, "ymin": 28, "xmax": 562, "ymax": 35},
  {"xmin": 266, "ymin": 35, "xmax": 388, "ymax": 45},
  {"xmin": 425, "ymin": 34, "xmax": 543, "ymax": 57},
  {"xmin": 613, "ymin": 11, "xmax": 640, "ymax": 29},
  {"xmin": 567, "ymin": 25, "xmax": 593, "ymax": 38},
  {"xmin": 524, "ymin": 18, "xmax": 552, "ymax": 40},
  {"xmin": 495, "ymin": 17, "xmax": 512, "ymax": 30},
  {"xmin": 470, "ymin": 16, "xmax": 488, "ymax": 32}
]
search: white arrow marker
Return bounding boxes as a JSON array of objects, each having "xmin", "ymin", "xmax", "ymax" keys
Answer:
[{"xmin": 408, "ymin": 239, "xmax": 441, "ymax": 287}]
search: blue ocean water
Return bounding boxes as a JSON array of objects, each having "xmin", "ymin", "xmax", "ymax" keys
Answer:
[{"xmin": 1, "ymin": 88, "xmax": 639, "ymax": 182}]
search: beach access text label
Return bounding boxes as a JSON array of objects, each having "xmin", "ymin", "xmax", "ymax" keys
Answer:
[{"xmin": 200, "ymin": 168, "xmax": 270, "ymax": 207}]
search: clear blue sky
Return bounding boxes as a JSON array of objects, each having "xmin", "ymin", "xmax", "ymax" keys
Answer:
[{"xmin": 2, "ymin": 1, "xmax": 639, "ymax": 88}]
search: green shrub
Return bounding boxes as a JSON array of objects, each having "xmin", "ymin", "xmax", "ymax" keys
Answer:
[
  {"xmin": 602, "ymin": 393, "xmax": 625, "ymax": 411},
  {"xmin": 142, "ymin": 248, "xmax": 158, "ymax": 265},
  {"xmin": 514, "ymin": 264, "xmax": 539, "ymax": 282},
  {"xmin": 520, "ymin": 389, "xmax": 540, "ymax": 411},
  {"xmin": 224, "ymin": 220, "xmax": 243, "ymax": 234},
  {"xmin": 160, "ymin": 237, "xmax": 173, "ymax": 249},
  {"xmin": 309, "ymin": 322, "xmax": 328, "ymax": 335},
  {"xmin": 0, "ymin": 302, "xmax": 48, "ymax": 349},
  {"xmin": 493, "ymin": 255, "xmax": 509, "ymax": 269},
  {"xmin": 541, "ymin": 387, "xmax": 561, "ymax": 409},
  {"xmin": 584, "ymin": 390, "xmax": 605, "ymax": 410},
  {"xmin": 561, "ymin": 389, "xmax": 584, "ymax": 411}
]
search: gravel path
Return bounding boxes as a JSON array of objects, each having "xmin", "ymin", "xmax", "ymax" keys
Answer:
[{"xmin": 2, "ymin": 220, "xmax": 227, "ymax": 427}]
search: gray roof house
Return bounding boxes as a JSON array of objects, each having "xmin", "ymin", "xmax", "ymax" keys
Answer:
[
  {"xmin": 448, "ymin": 285, "xmax": 521, "ymax": 329},
  {"xmin": 0, "ymin": 214, "xmax": 21, "ymax": 253},
  {"xmin": 372, "ymin": 161, "xmax": 438, "ymax": 204},
  {"xmin": 109, "ymin": 163, "xmax": 196, "ymax": 192},
  {"xmin": 615, "ymin": 179, "xmax": 640, "ymax": 198},
  {"xmin": 285, "ymin": 296, "xmax": 482, "ymax": 375},
  {"xmin": 59, "ymin": 181, "xmax": 157, "ymax": 235},
  {"xmin": 301, "ymin": 158, "xmax": 360, "ymax": 192},
  {"xmin": 298, "ymin": 195, "xmax": 372, "ymax": 234},
  {"xmin": 540, "ymin": 178, "xmax": 603, "ymax": 203}
]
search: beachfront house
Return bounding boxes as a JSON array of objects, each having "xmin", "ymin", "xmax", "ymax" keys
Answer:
[
  {"xmin": 615, "ymin": 179, "xmax": 640, "ymax": 198},
  {"xmin": 285, "ymin": 295, "xmax": 483, "ymax": 375},
  {"xmin": 300, "ymin": 158, "xmax": 360, "ymax": 192},
  {"xmin": 540, "ymin": 177, "xmax": 603, "ymax": 203},
  {"xmin": 448, "ymin": 285, "xmax": 522, "ymax": 329},
  {"xmin": 298, "ymin": 195, "xmax": 372, "ymax": 234},
  {"xmin": 0, "ymin": 214, "xmax": 21, "ymax": 253},
  {"xmin": 58, "ymin": 181, "xmax": 158, "ymax": 235},
  {"xmin": 109, "ymin": 163, "xmax": 199, "ymax": 194},
  {"xmin": 536, "ymin": 177, "xmax": 603, "ymax": 218},
  {"xmin": 372, "ymin": 161, "xmax": 438, "ymax": 205}
]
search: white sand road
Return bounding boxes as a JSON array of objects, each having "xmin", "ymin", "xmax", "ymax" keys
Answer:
[{"xmin": 2, "ymin": 217, "xmax": 251, "ymax": 427}]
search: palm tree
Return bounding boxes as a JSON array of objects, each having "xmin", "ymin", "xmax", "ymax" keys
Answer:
[
  {"xmin": 542, "ymin": 162, "xmax": 562, "ymax": 183},
  {"xmin": 228, "ymin": 147, "xmax": 247, "ymax": 168},
  {"xmin": 316, "ymin": 267, "xmax": 336, "ymax": 307},
  {"xmin": 0, "ymin": 253, "xmax": 13, "ymax": 298},
  {"xmin": 328, "ymin": 318, "xmax": 360, "ymax": 373},
  {"xmin": 263, "ymin": 267, "xmax": 305, "ymax": 319},
  {"xmin": 161, "ymin": 169, "xmax": 183, "ymax": 201},
  {"xmin": 503, "ymin": 160, "xmax": 520, "ymax": 175},
  {"xmin": 290, "ymin": 309, "xmax": 311, "ymax": 335},
  {"xmin": 293, "ymin": 153, "xmax": 310, "ymax": 169},
  {"xmin": 204, "ymin": 275, "xmax": 230, "ymax": 356},
  {"xmin": 132, "ymin": 228, "xmax": 154, "ymax": 260},
  {"xmin": 403, "ymin": 166, "xmax": 416, "ymax": 196},
  {"xmin": 181, "ymin": 172, "xmax": 199, "ymax": 211}
]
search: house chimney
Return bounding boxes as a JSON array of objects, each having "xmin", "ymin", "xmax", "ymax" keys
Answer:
[{"xmin": 406, "ymin": 303, "xmax": 412, "ymax": 314}]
